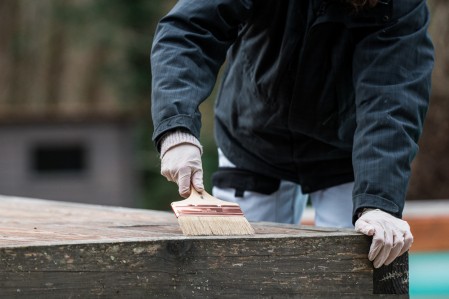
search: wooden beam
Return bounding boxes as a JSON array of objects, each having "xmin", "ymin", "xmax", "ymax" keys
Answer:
[{"xmin": 0, "ymin": 195, "xmax": 408, "ymax": 297}]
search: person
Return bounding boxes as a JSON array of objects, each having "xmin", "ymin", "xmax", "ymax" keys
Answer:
[{"xmin": 150, "ymin": 0, "xmax": 434, "ymax": 269}]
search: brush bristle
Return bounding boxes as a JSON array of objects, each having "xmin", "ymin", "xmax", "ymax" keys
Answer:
[{"xmin": 177, "ymin": 216, "xmax": 255, "ymax": 236}]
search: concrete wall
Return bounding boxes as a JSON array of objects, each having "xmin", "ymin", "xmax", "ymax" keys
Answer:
[{"xmin": 0, "ymin": 121, "xmax": 137, "ymax": 207}]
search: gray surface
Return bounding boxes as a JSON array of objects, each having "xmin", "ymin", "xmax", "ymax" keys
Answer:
[{"xmin": 0, "ymin": 122, "xmax": 136, "ymax": 207}]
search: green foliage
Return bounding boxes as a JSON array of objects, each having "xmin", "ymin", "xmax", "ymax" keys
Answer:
[
  {"xmin": 51, "ymin": 0, "xmax": 218, "ymax": 210},
  {"xmin": 55, "ymin": 0, "xmax": 165, "ymax": 108}
]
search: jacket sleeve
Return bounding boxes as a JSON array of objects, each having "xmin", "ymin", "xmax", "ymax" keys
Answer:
[
  {"xmin": 351, "ymin": 0, "xmax": 434, "ymax": 223},
  {"xmin": 151, "ymin": 0, "xmax": 252, "ymax": 148}
]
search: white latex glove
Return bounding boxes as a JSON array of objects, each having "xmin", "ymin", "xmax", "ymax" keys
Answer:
[
  {"xmin": 161, "ymin": 143, "xmax": 204, "ymax": 197},
  {"xmin": 355, "ymin": 209, "xmax": 413, "ymax": 268}
]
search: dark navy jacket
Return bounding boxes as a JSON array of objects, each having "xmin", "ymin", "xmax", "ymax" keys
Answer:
[{"xmin": 151, "ymin": 0, "xmax": 434, "ymax": 222}]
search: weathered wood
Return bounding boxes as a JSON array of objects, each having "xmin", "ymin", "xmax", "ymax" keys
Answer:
[
  {"xmin": 374, "ymin": 252, "xmax": 408, "ymax": 294},
  {"xmin": 0, "ymin": 195, "xmax": 408, "ymax": 298}
]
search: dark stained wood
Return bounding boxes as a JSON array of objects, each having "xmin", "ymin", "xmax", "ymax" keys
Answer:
[
  {"xmin": 374, "ymin": 253, "xmax": 409, "ymax": 294},
  {"xmin": 0, "ymin": 195, "xmax": 409, "ymax": 298}
]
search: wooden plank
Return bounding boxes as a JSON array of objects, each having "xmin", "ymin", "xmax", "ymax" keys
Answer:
[
  {"xmin": 403, "ymin": 199, "xmax": 449, "ymax": 252},
  {"xmin": 301, "ymin": 200, "xmax": 449, "ymax": 252},
  {"xmin": 0, "ymin": 195, "xmax": 409, "ymax": 298},
  {"xmin": 405, "ymin": 216, "xmax": 449, "ymax": 252}
]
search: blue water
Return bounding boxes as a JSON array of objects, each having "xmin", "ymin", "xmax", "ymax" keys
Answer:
[{"xmin": 409, "ymin": 251, "xmax": 449, "ymax": 298}]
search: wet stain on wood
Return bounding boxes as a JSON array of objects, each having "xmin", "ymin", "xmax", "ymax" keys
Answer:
[{"xmin": 0, "ymin": 195, "xmax": 408, "ymax": 298}]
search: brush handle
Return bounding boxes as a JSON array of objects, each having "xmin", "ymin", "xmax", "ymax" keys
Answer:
[
  {"xmin": 171, "ymin": 186, "xmax": 245, "ymax": 218},
  {"xmin": 182, "ymin": 187, "xmax": 238, "ymax": 206}
]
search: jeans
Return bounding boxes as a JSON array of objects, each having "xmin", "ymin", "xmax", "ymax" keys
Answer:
[{"xmin": 212, "ymin": 149, "xmax": 354, "ymax": 228}]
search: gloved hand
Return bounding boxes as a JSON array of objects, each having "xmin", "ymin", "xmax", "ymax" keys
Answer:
[
  {"xmin": 355, "ymin": 209, "xmax": 413, "ymax": 268},
  {"xmin": 160, "ymin": 131, "xmax": 204, "ymax": 197}
]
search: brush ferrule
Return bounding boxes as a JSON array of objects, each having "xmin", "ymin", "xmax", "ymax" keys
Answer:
[{"xmin": 171, "ymin": 204, "xmax": 244, "ymax": 218}]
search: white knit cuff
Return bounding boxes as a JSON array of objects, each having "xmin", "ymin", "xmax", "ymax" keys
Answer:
[{"xmin": 160, "ymin": 130, "xmax": 203, "ymax": 158}]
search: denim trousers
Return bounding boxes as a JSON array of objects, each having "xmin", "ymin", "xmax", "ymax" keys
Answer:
[{"xmin": 212, "ymin": 149, "xmax": 354, "ymax": 228}]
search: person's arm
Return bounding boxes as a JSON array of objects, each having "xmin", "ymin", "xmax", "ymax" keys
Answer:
[
  {"xmin": 151, "ymin": 0, "xmax": 252, "ymax": 145},
  {"xmin": 351, "ymin": 0, "xmax": 434, "ymax": 267},
  {"xmin": 151, "ymin": 0, "xmax": 252, "ymax": 195}
]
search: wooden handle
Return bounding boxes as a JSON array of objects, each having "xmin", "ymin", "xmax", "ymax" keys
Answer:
[
  {"xmin": 185, "ymin": 187, "xmax": 235, "ymax": 206},
  {"xmin": 189, "ymin": 187, "xmax": 203, "ymax": 198}
]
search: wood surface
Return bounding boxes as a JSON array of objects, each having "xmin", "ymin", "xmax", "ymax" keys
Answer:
[
  {"xmin": 301, "ymin": 214, "xmax": 449, "ymax": 252},
  {"xmin": 301, "ymin": 200, "xmax": 449, "ymax": 252},
  {"xmin": 0, "ymin": 195, "xmax": 409, "ymax": 298},
  {"xmin": 404, "ymin": 216, "xmax": 449, "ymax": 252}
]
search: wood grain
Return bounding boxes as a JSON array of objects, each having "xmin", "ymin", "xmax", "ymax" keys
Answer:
[{"xmin": 0, "ymin": 195, "xmax": 408, "ymax": 298}]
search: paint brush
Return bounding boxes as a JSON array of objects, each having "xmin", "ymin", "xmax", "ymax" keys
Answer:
[{"xmin": 171, "ymin": 188, "xmax": 255, "ymax": 236}]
